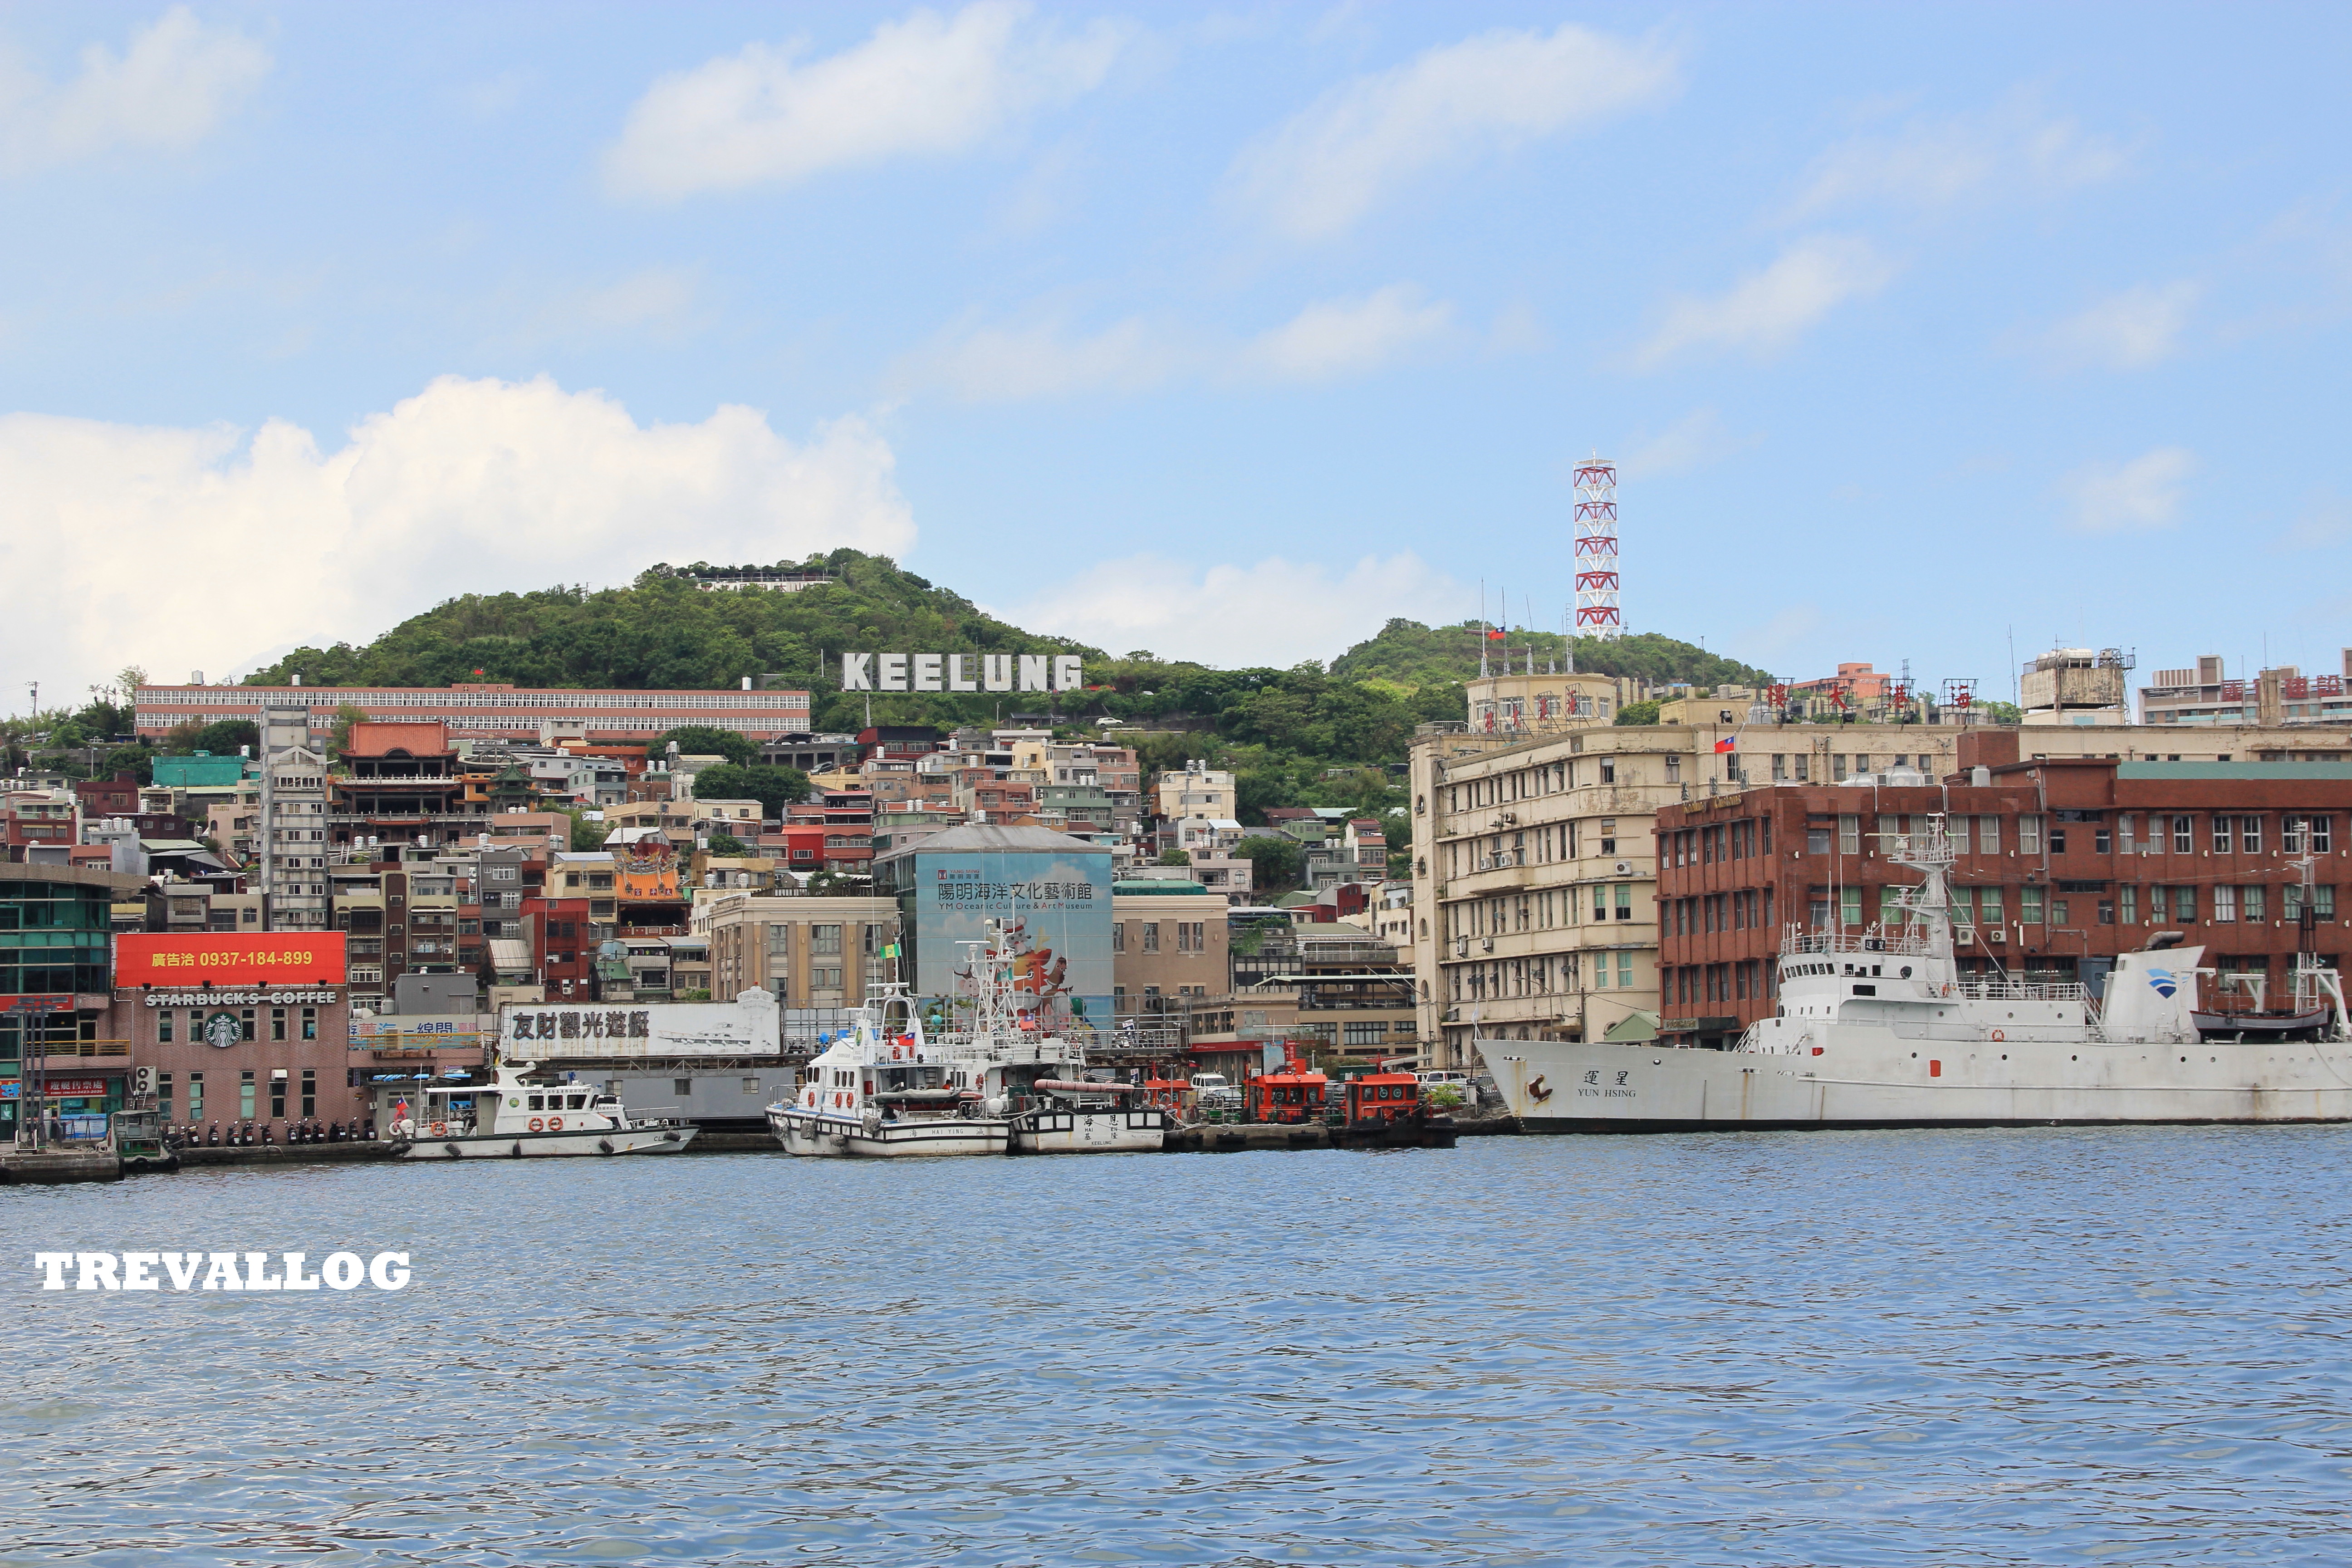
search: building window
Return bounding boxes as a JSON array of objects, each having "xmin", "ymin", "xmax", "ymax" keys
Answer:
[
  {"xmin": 810, "ymin": 967, "xmax": 843, "ymax": 991},
  {"xmin": 271, "ymin": 1007, "xmax": 287, "ymax": 1042},
  {"xmin": 1141, "ymin": 922, "xmax": 1160, "ymax": 953},
  {"xmin": 1614, "ymin": 884, "xmax": 1632, "ymax": 921},
  {"xmin": 1617, "ymin": 952, "xmax": 1634, "ymax": 988},
  {"xmin": 158, "ymin": 1012, "xmax": 173, "ymax": 1044},
  {"xmin": 811, "ymin": 925, "xmax": 842, "ymax": 956},
  {"xmin": 2241, "ymin": 816, "xmax": 2263, "ymax": 853},
  {"xmin": 187, "ymin": 1071, "xmax": 202, "ymax": 1120},
  {"xmin": 1771, "ymin": 755, "xmax": 1787, "ymax": 781},
  {"xmin": 2243, "ymin": 885, "xmax": 2266, "ymax": 921},
  {"xmin": 2173, "ymin": 885, "xmax": 2197, "ymax": 922},
  {"xmin": 1597, "ymin": 819, "xmax": 1616, "ymax": 855},
  {"xmin": 1112, "ymin": 922, "xmax": 1125, "ymax": 953},
  {"xmin": 674, "ymin": 1078, "xmax": 693, "ymax": 1097},
  {"xmin": 2050, "ymin": 899, "xmax": 2069, "ymax": 927},
  {"xmin": 2120, "ymin": 885, "xmax": 2138, "ymax": 925},
  {"xmin": 2019, "ymin": 816, "xmax": 2044, "ymax": 855},
  {"xmin": 1177, "ymin": 921, "xmax": 1205, "ymax": 953},
  {"xmin": 157, "ymin": 1072, "xmax": 174, "ymax": 1119},
  {"xmin": 2212, "ymin": 817, "xmax": 2233, "ymax": 854},
  {"xmin": 1978, "ymin": 816, "xmax": 2000, "ymax": 854},
  {"xmin": 1839, "ymin": 887, "xmax": 1862, "ymax": 927},
  {"xmin": 1978, "ymin": 887, "xmax": 2003, "ymax": 925},
  {"xmin": 1838, "ymin": 816, "xmax": 1860, "ymax": 855},
  {"xmin": 2020, "ymin": 886, "xmax": 2043, "ymax": 924},
  {"xmin": 239, "ymin": 1071, "xmax": 256, "ymax": 1120},
  {"xmin": 1807, "ymin": 823, "xmax": 1831, "ymax": 854},
  {"xmin": 300, "ymin": 1068, "xmax": 315, "ymax": 1119},
  {"xmin": 2213, "ymin": 885, "xmax": 2237, "ymax": 922},
  {"xmin": 1950, "ymin": 815, "xmax": 1971, "ymax": 855},
  {"xmin": 270, "ymin": 1076, "xmax": 287, "ymax": 1120},
  {"xmin": 1599, "ymin": 759, "xmax": 1615, "ymax": 784},
  {"xmin": 2172, "ymin": 815, "xmax": 2194, "ymax": 854}
]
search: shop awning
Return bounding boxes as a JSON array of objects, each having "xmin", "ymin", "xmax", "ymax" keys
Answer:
[{"xmin": 488, "ymin": 938, "xmax": 531, "ymax": 970}]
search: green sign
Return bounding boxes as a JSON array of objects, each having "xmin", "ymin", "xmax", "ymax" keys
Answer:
[{"xmin": 203, "ymin": 1011, "xmax": 242, "ymax": 1050}]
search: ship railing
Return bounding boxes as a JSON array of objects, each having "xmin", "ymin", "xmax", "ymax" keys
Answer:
[
  {"xmin": 1955, "ymin": 980, "xmax": 2088, "ymax": 1002},
  {"xmin": 1782, "ymin": 931, "xmax": 1934, "ymax": 959}
]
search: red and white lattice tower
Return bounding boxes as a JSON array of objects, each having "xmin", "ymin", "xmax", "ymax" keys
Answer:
[{"xmin": 1573, "ymin": 452, "xmax": 1622, "ymax": 638}]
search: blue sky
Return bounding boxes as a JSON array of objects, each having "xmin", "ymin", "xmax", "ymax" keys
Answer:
[{"xmin": 3, "ymin": 2, "xmax": 2347, "ymax": 708}]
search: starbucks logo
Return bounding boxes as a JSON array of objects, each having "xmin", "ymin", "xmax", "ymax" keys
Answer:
[{"xmin": 203, "ymin": 1011, "xmax": 243, "ymax": 1050}]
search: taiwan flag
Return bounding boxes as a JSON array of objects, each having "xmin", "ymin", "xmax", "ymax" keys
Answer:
[
  {"xmin": 1485, "ymin": 628, "xmax": 1505, "ymax": 641},
  {"xmin": 1714, "ymin": 736, "xmax": 1737, "ymax": 754}
]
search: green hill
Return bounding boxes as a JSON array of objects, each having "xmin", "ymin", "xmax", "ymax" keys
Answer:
[
  {"xmin": 236, "ymin": 553, "xmax": 1775, "ymax": 830},
  {"xmin": 1331, "ymin": 618, "xmax": 1774, "ymax": 689}
]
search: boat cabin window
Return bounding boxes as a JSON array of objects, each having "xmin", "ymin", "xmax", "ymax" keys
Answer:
[{"xmin": 527, "ymin": 1094, "xmax": 544, "ymax": 1110}]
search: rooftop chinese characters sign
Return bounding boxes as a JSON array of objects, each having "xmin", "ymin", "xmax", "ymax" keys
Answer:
[{"xmin": 115, "ymin": 933, "xmax": 348, "ymax": 989}]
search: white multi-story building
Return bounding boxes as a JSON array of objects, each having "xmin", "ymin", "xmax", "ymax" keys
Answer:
[
  {"xmin": 258, "ymin": 702, "xmax": 331, "ymax": 931},
  {"xmin": 1155, "ymin": 760, "xmax": 1235, "ymax": 821}
]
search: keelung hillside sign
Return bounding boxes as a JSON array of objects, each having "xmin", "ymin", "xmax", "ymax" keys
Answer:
[{"xmin": 838, "ymin": 653, "xmax": 1083, "ymax": 693}]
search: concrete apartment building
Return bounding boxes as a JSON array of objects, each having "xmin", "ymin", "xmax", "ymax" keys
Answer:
[
  {"xmin": 2139, "ymin": 651, "xmax": 2352, "ymax": 729},
  {"xmin": 1155, "ymin": 760, "xmax": 1236, "ymax": 821},
  {"xmin": 1655, "ymin": 756, "xmax": 2352, "ymax": 1048},
  {"xmin": 695, "ymin": 892, "xmax": 902, "ymax": 1010},
  {"xmin": 1409, "ymin": 669, "xmax": 1968, "ymax": 1069},
  {"xmin": 136, "ymin": 681, "xmax": 813, "ymax": 743},
  {"xmin": 1110, "ymin": 885, "xmax": 1229, "ymax": 1014}
]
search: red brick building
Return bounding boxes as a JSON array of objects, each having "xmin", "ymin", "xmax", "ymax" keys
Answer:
[
  {"xmin": 1656, "ymin": 759, "xmax": 2352, "ymax": 1047},
  {"xmin": 525, "ymin": 896, "xmax": 595, "ymax": 999}
]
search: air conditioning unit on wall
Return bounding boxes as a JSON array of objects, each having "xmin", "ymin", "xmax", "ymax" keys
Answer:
[{"xmin": 1614, "ymin": 860, "xmax": 1632, "ymax": 875}]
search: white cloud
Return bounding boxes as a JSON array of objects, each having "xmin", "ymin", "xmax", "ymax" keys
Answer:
[
  {"xmin": 503, "ymin": 267, "xmax": 709, "ymax": 349},
  {"xmin": 2275, "ymin": 494, "xmax": 2352, "ymax": 552},
  {"xmin": 1240, "ymin": 284, "xmax": 1452, "ymax": 381},
  {"xmin": 0, "ymin": 5, "xmax": 270, "ymax": 174},
  {"xmin": 998, "ymin": 553, "xmax": 1465, "ymax": 667},
  {"xmin": 603, "ymin": 1, "xmax": 1126, "ymax": 198},
  {"xmin": 1633, "ymin": 236, "xmax": 1893, "ymax": 368},
  {"xmin": 1231, "ymin": 22, "xmax": 1678, "ymax": 240},
  {"xmin": 903, "ymin": 284, "xmax": 1454, "ymax": 401},
  {"xmin": 1619, "ymin": 407, "xmax": 1756, "ymax": 480},
  {"xmin": 0, "ymin": 376, "xmax": 912, "ymax": 695},
  {"xmin": 1791, "ymin": 93, "xmax": 2127, "ymax": 219},
  {"xmin": 2040, "ymin": 281, "xmax": 2199, "ymax": 371},
  {"xmin": 2061, "ymin": 446, "xmax": 2194, "ymax": 533}
]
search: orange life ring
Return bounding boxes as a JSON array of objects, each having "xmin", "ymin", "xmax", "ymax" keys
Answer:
[
  {"xmin": 1990, "ymin": 1029, "xmax": 2005, "ymax": 1042},
  {"xmin": 430, "ymin": 1121, "xmax": 446, "ymax": 1137},
  {"xmin": 549, "ymin": 1116, "xmax": 564, "ymax": 1131},
  {"xmin": 528, "ymin": 1116, "xmax": 544, "ymax": 1132}
]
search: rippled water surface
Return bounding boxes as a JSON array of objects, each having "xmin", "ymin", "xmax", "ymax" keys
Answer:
[{"xmin": 5, "ymin": 1128, "xmax": 2351, "ymax": 1566}]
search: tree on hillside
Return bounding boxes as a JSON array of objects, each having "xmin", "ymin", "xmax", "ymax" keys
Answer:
[
  {"xmin": 652, "ymin": 725, "xmax": 755, "ymax": 766},
  {"xmin": 185, "ymin": 719, "xmax": 260, "ymax": 755},
  {"xmin": 328, "ymin": 703, "xmax": 369, "ymax": 760},
  {"xmin": 1235, "ymin": 836, "xmax": 1303, "ymax": 896},
  {"xmin": 690, "ymin": 763, "xmax": 810, "ymax": 818}
]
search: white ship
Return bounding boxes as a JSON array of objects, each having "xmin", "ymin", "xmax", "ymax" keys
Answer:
[
  {"xmin": 390, "ymin": 1061, "xmax": 697, "ymax": 1158},
  {"xmin": 764, "ymin": 921, "xmax": 1166, "ymax": 1157},
  {"xmin": 767, "ymin": 987, "xmax": 1010, "ymax": 1158},
  {"xmin": 1482, "ymin": 817, "xmax": 2352, "ymax": 1132}
]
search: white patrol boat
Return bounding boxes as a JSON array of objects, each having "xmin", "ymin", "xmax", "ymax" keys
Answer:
[
  {"xmin": 390, "ymin": 1061, "xmax": 697, "ymax": 1159},
  {"xmin": 1484, "ymin": 817, "xmax": 2352, "ymax": 1132},
  {"xmin": 955, "ymin": 922, "xmax": 1166, "ymax": 1154},
  {"xmin": 767, "ymin": 986, "xmax": 1009, "ymax": 1158}
]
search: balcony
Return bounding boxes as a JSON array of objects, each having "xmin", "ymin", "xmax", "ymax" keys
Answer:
[{"xmin": 26, "ymin": 1039, "xmax": 131, "ymax": 1058}]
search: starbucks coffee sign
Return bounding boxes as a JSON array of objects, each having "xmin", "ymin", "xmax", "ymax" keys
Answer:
[
  {"xmin": 202, "ymin": 1011, "xmax": 244, "ymax": 1049},
  {"xmin": 839, "ymin": 653, "xmax": 1083, "ymax": 694}
]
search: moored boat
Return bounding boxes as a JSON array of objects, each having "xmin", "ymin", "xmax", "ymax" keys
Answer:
[
  {"xmin": 390, "ymin": 1061, "xmax": 696, "ymax": 1158},
  {"xmin": 767, "ymin": 987, "xmax": 1009, "ymax": 1158},
  {"xmin": 1481, "ymin": 816, "xmax": 2352, "ymax": 1132}
]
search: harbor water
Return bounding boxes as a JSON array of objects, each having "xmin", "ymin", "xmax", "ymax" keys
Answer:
[{"xmin": 5, "ymin": 1127, "xmax": 2349, "ymax": 1566}]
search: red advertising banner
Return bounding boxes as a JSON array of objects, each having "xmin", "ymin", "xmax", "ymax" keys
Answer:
[{"xmin": 115, "ymin": 933, "xmax": 348, "ymax": 988}]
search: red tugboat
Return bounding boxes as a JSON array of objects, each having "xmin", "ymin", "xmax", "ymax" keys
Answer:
[
  {"xmin": 1245, "ymin": 1044, "xmax": 1328, "ymax": 1125},
  {"xmin": 1331, "ymin": 1068, "xmax": 1459, "ymax": 1149}
]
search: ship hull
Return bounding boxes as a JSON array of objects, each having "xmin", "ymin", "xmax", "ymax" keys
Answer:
[
  {"xmin": 768, "ymin": 1106, "xmax": 1010, "ymax": 1158},
  {"xmin": 395, "ymin": 1125, "xmax": 694, "ymax": 1158},
  {"xmin": 1479, "ymin": 1035, "xmax": 2352, "ymax": 1132},
  {"xmin": 1009, "ymin": 1107, "xmax": 1168, "ymax": 1154}
]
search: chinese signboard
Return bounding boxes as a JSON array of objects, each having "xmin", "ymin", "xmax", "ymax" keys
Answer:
[
  {"xmin": 498, "ymin": 993, "xmax": 780, "ymax": 1058},
  {"xmin": 910, "ymin": 848, "xmax": 1113, "ymax": 1035},
  {"xmin": 116, "ymin": 933, "xmax": 348, "ymax": 988}
]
